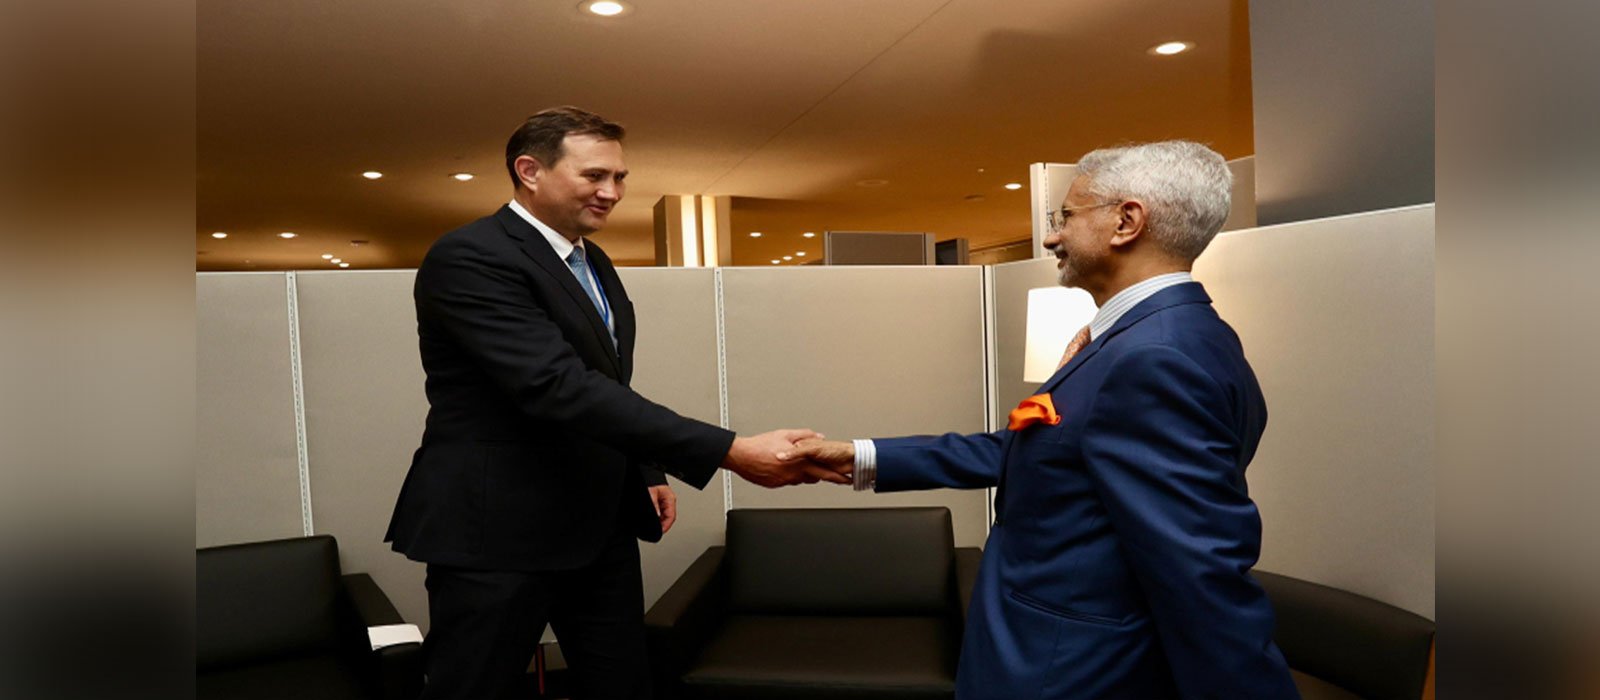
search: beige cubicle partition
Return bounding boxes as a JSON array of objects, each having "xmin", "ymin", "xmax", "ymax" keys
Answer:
[
  {"xmin": 719, "ymin": 266, "xmax": 992, "ymax": 547},
  {"xmin": 294, "ymin": 270, "xmax": 430, "ymax": 630},
  {"xmin": 615, "ymin": 268, "xmax": 728, "ymax": 605},
  {"xmin": 196, "ymin": 273, "xmax": 305, "ymax": 547},
  {"xmin": 1196, "ymin": 204, "xmax": 1435, "ymax": 618},
  {"xmin": 198, "ymin": 205, "xmax": 1436, "ymax": 627},
  {"xmin": 987, "ymin": 257, "xmax": 1063, "ymax": 426}
]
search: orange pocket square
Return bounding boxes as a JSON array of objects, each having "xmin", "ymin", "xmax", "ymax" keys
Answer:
[{"xmin": 1007, "ymin": 394, "xmax": 1062, "ymax": 431}]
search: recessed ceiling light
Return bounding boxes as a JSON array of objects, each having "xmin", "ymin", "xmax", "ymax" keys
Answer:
[
  {"xmin": 321, "ymin": 254, "xmax": 333, "ymax": 260},
  {"xmin": 802, "ymin": 232, "xmax": 816, "ymax": 238},
  {"xmin": 279, "ymin": 232, "xmax": 297, "ymax": 239},
  {"xmin": 796, "ymin": 251, "xmax": 807, "ymax": 257},
  {"xmin": 362, "ymin": 171, "xmax": 383, "ymax": 180},
  {"xmin": 330, "ymin": 258, "xmax": 342, "ymax": 264},
  {"xmin": 783, "ymin": 256, "xmax": 793, "ymax": 261},
  {"xmin": 451, "ymin": 172, "xmax": 474, "ymax": 182},
  {"xmin": 1150, "ymin": 41, "xmax": 1192, "ymax": 56},
  {"xmin": 1004, "ymin": 183, "xmax": 1023, "ymax": 190},
  {"xmin": 770, "ymin": 259, "xmax": 780, "ymax": 265},
  {"xmin": 338, "ymin": 263, "xmax": 350, "ymax": 268},
  {"xmin": 582, "ymin": 0, "xmax": 630, "ymax": 17},
  {"xmin": 749, "ymin": 232, "xmax": 762, "ymax": 238},
  {"xmin": 211, "ymin": 232, "xmax": 227, "ymax": 239}
]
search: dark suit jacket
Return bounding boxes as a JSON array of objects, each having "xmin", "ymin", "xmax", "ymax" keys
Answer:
[
  {"xmin": 385, "ymin": 205, "xmax": 735, "ymax": 572},
  {"xmin": 875, "ymin": 283, "xmax": 1299, "ymax": 699}
]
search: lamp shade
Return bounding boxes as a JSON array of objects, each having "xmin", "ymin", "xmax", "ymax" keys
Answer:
[{"xmin": 1023, "ymin": 287, "xmax": 1098, "ymax": 383}]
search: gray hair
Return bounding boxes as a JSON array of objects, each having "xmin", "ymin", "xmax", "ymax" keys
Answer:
[{"xmin": 1075, "ymin": 141, "xmax": 1232, "ymax": 262}]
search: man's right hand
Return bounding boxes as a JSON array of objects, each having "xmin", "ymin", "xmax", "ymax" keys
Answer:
[{"xmin": 723, "ymin": 429, "xmax": 851, "ymax": 487}]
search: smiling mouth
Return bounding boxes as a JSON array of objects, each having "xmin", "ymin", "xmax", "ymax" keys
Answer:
[{"xmin": 585, "ymin": 205, "xmax": 610, "ymax": 215}]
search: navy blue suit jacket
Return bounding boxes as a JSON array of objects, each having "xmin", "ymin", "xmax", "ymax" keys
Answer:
[{"xmin": 876, "ymin": 282, "xmax": 1298, "ymax": 699}]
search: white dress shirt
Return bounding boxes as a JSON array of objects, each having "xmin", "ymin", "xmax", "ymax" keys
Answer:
[
  {"xmin": 851, "ymin": 272, "xmax": 1195, "ymax": 491},
  {"xmin": 508, "ymin": 199, "xmax": 614, "ymax": 336}
]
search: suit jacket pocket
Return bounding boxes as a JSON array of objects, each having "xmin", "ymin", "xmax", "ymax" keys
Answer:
[{"xmin": 1008, "ymin": 589, "xmax": 1127, "ymax": 627}]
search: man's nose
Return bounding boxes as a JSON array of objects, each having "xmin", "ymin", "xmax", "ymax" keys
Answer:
[{"xmin": 596, "ymin": 182, "xmax": 621, "ymax": 201}]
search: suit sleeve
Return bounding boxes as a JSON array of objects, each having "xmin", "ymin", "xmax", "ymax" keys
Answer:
[
  {"xmin": 1080, "ymin": 346, "xmax": 1294, "ymax": 699},
  {"xmin": 416, "ymin": 235, "xmax": 734, "ymax": 489},
  {"xmin": 640, "ymin": 462, "xmax": 668, "ymax": 487},
  {"xmin": 872, "ymin": 431, "xmax": 1006, "ymax": 492}
]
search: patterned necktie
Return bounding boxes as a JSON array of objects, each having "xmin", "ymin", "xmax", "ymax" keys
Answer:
[
  {"xmin": 1056, "ymin": 324, "xmax": 1093, "ymax": 370},
  {"xmin": 565, "ymin": 247, "xmax": 615, "ymax": 346}
]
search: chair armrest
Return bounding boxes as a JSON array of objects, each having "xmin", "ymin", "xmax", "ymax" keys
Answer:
[
  {"xmin": 953, "ymin": 547, "xmax": 983, "ymax": 628},
  {"xmin": 343, "ymin": 573, "xmax": 407, "ymax": 627},
  {"xmin": 644, "ymin": 547, "xmax": 727, "ymax": 693},
  {"xmin": 340, "ymin": 573, "xmax": 422, "ymax": 700},
  {"xmin": 1256, "ymin": 570, "xmax": 1435, "ymax": 700}
]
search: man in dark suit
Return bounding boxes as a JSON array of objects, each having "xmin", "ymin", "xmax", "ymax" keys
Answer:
[
  {"xmin": 787, "ymin": 142, "xmax": 1300, "ymax": 698},
  {"xmin": 385, "ymin": 106, "xmax": 842, "ymax": 700}
]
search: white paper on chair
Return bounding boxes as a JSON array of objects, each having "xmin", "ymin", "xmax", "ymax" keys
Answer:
[{"xmin": 368, "ymin": 623, "xmax": 423, "ymax": 650}]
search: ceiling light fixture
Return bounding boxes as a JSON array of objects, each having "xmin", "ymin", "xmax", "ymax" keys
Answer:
[
  {"xmin": 1150, "ymin": 41, "xmax": 1192, "ymax": 56},
  {"xmin": 783, "ymin": 256, "xmax": 793, "ymax": 261},
  {"xmin": 211, "ymin": 232, "xmax": 227, "ymax": 239},
  {"xmin": 330, "ymin": 258, "xmax": 342, "ymax": 264},
  {"xmin": 451, "ymin": 172, "xmax": 474, "ymax": 181},
  {"xmin": 362, "ymin": 171, "xmax": 383, "ymax": 180},
  {"xmin": 279, "ymin": 232, "xmax": 297, "ymax": 239},
  {"xmin": 749, "ymin": 232, "xmax": 762, "ymax": 238},
  {"xmin": 582, "ymin": 0, "xmax": 630, "ymax": 17},
  {"xmin": 321, "ymin": 254, "xmax": 333, "ymax": 260},
  {"xmin": 802, "ymin": 232, "xmax": 816, "ymax": 238},
  {"xmin": 796, "ymin": 251, "xmax": 806, "ymax": 257},
  {"xmin": 770, "ymin": 259, "xmax": 780, "ymax": 265},
  {"xmin": 338, "ymin": 263, "xmax": 350, "ymax": 268},
  {"xmin": 1004, "ymin": 183, "xmax": 1023, "ymax": 190}
]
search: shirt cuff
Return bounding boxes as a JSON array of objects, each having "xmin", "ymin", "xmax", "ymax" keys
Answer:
[{"xmin": 852, "ymin": 439, "xmax": 877, "ymax": 492}]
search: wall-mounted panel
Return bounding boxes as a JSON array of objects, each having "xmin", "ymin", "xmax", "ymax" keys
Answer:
[
  {"xmin": 1195, "ymin": 205, "xmax": 1435, "ymax": 617},
  {"xmin": 617, "ymin": 268, "xmax": 728, "ymax": 606},
  {"xmin": 1250, "ymin": 0, "xmax": 1434, "ymax": 224},
  {"xmin": 720, "ymin": 267, "xmax": 990, "ymax": 547},
  {"xmin": 196, "ymin": 273, "xmax": 304, "ymax": 547},
  {"xmin": 294, "ymin": 270, "xmax": 430, "ymax": 629}
]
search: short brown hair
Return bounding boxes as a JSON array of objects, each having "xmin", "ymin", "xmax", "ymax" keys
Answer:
[{"xmin": 504, "ymin": 106, "xmax": 625, "ymax": 187}]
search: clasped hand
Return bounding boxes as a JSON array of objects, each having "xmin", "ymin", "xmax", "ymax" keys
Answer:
[{"xmin": 722, "ymin": 430, "xmax": 855, "ymax": 488}]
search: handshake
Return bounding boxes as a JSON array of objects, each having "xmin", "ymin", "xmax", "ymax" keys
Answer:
[{"xmin": 720, "ymin": 429, "xmax": 858, "ymax": 488}]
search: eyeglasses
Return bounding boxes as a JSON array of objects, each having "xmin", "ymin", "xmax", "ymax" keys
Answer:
[{"xmin": 1046, "ymin": 201, "xmax": 1120, "ymax": 233}]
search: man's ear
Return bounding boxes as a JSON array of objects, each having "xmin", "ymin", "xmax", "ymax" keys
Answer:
[
  {"xmin": 514, "ymin": 155, "xmax": 543, "ymax": 191},
  {"xmin": 1110, "ymin": 199, "xmax": 1148, "ymax": 248}
]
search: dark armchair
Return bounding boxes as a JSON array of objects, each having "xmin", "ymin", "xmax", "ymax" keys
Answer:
[
  {"xmin": 1258, "ymin": 570, "xmax": 1436, "ymax": 700},
  {"xmin": 197, "ymin": 535, "xmax": 423, "ymax": 700},
  {"xmin": 646, "ymin": 507, "xmax": 982, "ymax": 700}
]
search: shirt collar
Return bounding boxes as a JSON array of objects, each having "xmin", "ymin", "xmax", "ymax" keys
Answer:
[
  {"xmin": 508, "ymin": 199, "xmax": 584, "ymax": 261},
  {"xmin": 1088, "ymin": 271, "xmax": 1194, "ymax": 340}
]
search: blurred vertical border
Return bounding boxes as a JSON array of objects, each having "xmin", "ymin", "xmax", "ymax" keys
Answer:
[
  {"xmin": 1440, "ymin": 0, "xmax": 1600, "ymax": 697},
  {"xmin": 1, "ymin": 0, "xmax": 195, "ymax": 698}
]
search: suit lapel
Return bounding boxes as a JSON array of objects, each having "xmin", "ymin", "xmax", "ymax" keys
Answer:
[
  {"xmin": 493, "ymin": 206, "xmax": 625, "ymax": 378},
  {"xmin": 995, "ymin": 282, "xmax": 1213, "ymax": 524}
]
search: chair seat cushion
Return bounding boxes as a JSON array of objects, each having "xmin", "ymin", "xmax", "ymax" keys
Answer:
[
  {"xmin": 1290, "ymin": 669, "xmax": 1363, "ymax": 700},
  {"xmin": 197, "ymin": 653, "xmax": 370, "ymax": 700},
  {"xmin": 683, "ymin": 615, "xmax": 958, "ymax": 700}
]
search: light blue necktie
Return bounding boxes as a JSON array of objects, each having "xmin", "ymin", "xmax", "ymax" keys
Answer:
[{"xmin": 565, "ymin": 246, "xmax": 616, "ymax": 347}]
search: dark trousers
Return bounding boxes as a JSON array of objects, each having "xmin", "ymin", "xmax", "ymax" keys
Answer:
[{"xmin": 420, "ymin": 531, "xmax": 650, "ymax": 700}]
